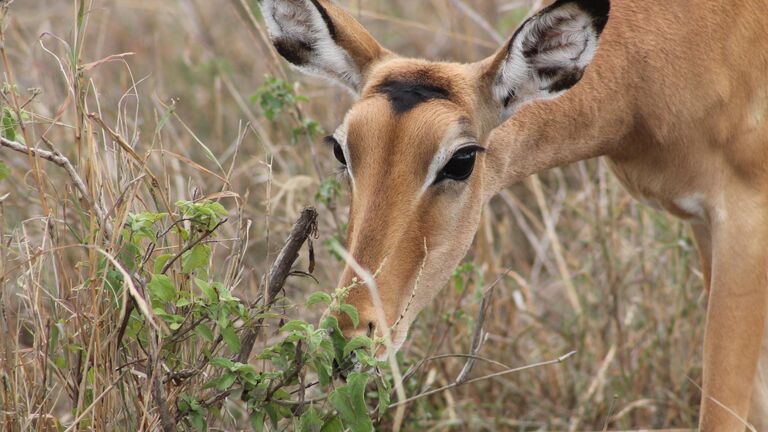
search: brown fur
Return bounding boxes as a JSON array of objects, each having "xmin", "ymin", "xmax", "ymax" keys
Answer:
[
  {"xmin": 485, "ymin": 2, "xmax": 768, "ymax": 430},
  {"xmin": 267, "ymin": 1, "xmax": 768, "ymax": 430}
]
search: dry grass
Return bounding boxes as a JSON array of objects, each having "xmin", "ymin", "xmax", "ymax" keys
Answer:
[{"xmin": 0, "ymin": 0, "xmax": 705, "ymax": 430}]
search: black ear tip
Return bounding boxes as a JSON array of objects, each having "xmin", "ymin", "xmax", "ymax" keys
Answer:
[
  {"xmin": 548, "ymin": 0, "xmax": 610, "ymax": 33},
  {"xmin": 578, "ymin": 0, "xmax": 611, "ymax": 33}
]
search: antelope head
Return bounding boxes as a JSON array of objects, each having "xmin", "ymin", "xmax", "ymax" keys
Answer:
[{"xmin": 259, "ymin": 0, "xmax": 609, "ymax": 351}]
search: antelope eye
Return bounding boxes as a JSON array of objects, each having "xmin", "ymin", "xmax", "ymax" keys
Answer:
[
  {"xmin": 435, "ymin": 146, "xmax": 482, "ymax": 183},
  {"xmin": 326, "ymin": 136, "xmax": 347, "ymax": 166}
]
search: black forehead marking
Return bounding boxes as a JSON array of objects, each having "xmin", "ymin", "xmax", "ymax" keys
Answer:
[{"xmin": 374, "ymin": 79, "xmax": 452, "ymax": 115}]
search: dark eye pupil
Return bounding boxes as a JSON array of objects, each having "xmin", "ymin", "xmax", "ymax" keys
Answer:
[
  {"xmin": 437, "ymin": 149, "xmax": 476, "ymax": 183},
  {"xmin": 333, "ymin": 141, "xmax": 346, "ymax": 165}
]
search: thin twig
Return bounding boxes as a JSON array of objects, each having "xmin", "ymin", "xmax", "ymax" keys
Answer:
[
  {"xmin": 389, "ymin": 351, "xmax": 577, "ymax": 408},
  {"xmin": 0, "ymin": 136, "xmax": 113, "ymax": 238},
  {"xmin": 685, "ymin": 376, "xmax": 757, "ymax": 432},
  {"xmin": 63, "ymin": 371, "xmax": 127, "ymax": 432},
  {"xmin": 446, "ymin": 0, "xmax": 505, "ymax": 44},
  {"xmin": 417, "ymin": 353, "xmax": 513, "ymax": 372},
  {"xmin": 455, "ymin": 269, "xmax": 510, "ymax": 384},
  {"xmin": 160, "ymin": 219, "xmax": 227, "ymax": 274}
]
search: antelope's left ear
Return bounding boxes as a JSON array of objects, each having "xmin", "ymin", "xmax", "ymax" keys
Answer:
[
  {"xmin": 259, "ymin": 0, "xmax": 390, "ymax": 95},
  {"xmin": 485, "ymin": 0, "xmax": 610, "ymax": 121}
]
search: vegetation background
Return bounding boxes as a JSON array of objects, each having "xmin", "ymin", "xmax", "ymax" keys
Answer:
[{"xmin": 0, "ymin": 0, "xmax": 706, "ymax": 430}]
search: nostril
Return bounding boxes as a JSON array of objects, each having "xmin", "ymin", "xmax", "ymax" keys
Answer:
[{"xmin": 366, "ymin": 321, "xmax": 375, "ymax": 338}]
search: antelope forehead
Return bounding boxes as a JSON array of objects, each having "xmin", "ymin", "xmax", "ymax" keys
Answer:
[
  {"xmin": 374, "ymin": 79, "xmax": 453, "ymax": 115},
  {"xmin": 337, "ymin": 95, "xmax": 474, "ymax": 185}
]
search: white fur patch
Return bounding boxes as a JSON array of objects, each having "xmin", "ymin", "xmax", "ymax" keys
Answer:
[
  {"xmin": 675, "ymin": 193, "xmax": 707, "ymax": 221},
  {"xmin": 260, "ymin": 0, "xmax": 363, "ymax": 93},
  {"xmin": 493, "ymin": 4, "xmax": 601, "ymax": 121}
]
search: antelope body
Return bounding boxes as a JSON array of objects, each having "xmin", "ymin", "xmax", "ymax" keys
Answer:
[{"xmin": 258, "ymin": 0, "xmax": 768, "ymax": 430}]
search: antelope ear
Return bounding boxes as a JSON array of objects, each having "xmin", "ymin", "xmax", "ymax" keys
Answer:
[
  {"xmin": 259, "ymin": 0, "xmax": 389, "ymax": 94},
  {"xmin": 486, "ymin": 0, "xmax": 610, "ymax": 121}
]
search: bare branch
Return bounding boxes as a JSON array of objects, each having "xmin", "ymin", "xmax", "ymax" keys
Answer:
[
  {"xmin": 0, "ymin": 136, "xmax": 114, "ymax": 239},
  {"xmin": 237, "ymin": 207, "xmax": 317, "ymax": 363},
  {"xmin": 266, "ymin": 207, "xmax": 318, "ymax": 303},
  {"xmin": 389, "ymin": 351, "xmax": 578, "ymax": 409},
  {"xmin": 455, "ymin": 283, "xmax": 494, "ymax": 384},
  {"xmin": 446, "ymin": 0, "xmax": 504, "ymax": 44},
  {"xmin": 149, "ymin": 334, "xmax": 175, "ymax": 432}
]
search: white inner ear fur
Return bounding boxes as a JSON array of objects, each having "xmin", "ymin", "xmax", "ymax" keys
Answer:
[
  {"xmin": 260, "ymin": 0, "xmax": 362, "ymax": 93},
  {"xmin": 493, "ymin": 4, "xmax": 600, "ymax": 120}
]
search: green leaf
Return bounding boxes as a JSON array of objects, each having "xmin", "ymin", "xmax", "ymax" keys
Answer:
[
  {"xmin": 126, "ymin": 212, "xmax": 166, "ymax": 244},
  {"xmin": 176, "ymin": 200, "xmax": 227, "ymax": 230},
  {"xmin": 339, "ymin": 304, "xmax": 359, "ymax": 328},
  {"xmin": 320, "ymin": 417, "xmax": 343, "ymax": 432},
  {"xmin": 220, "ymin": 325, "xmax": 241, "ymax": 352},
  {"xmin": 195, "ymin": 278, "xmax": 218, "ymax": 303},
  {"xmin": 306, "ymin": 292, "xmax": 332, "ymax": 307},
  {"xmin": 195, "ymin": 324, "xmax": 214, "ymax": 342},
  {"xmin": 343, "ymin": 335, "xmax": 373, "ymax": 358},
  {"xmin": 321, "ymin": 316, "xmax": 346, "ymax": 362},
  {"xmin": 264, "ymin": 402, "xmax": 287, "ymax": 427},
  {"xmin": 0, "ymin": 161, "xmax": 9, "ymax": 181},
  {"xmin": 1, "ymin": 108, "xmax": 17, "ymax": 141},
  {"xmin": 216, "ymin": 372, "xmax": 237, "ymax": 391},
  {"xmin": 354, "ymin": 350, "xmax": 383, "ymax": 369},
  {"xmin": 315, "ymin": 178, "xmax": 341, "ymax": 205},
  {"xmin": 208, "ymin": 202, "xmax": 228, "ymax": 217},
  {"xmin": 175, "ymin": 297, "xmax": 192, "ymax": 307},
  {"xmin": 209, "ymin": 357, "xmax": 236, "ymax": 369},
  {"xmin": 328, "ymin": 372, "xmax": 373, "ymax": 432},
  {"xmin": 250, "ymin": 411, "xmax": 266, "ymax": 432},
  {"xmin": 280, "ymin": 320, "xmax": 310, "ymax": 334},
  {"xmin": 153, "ymin": 254, "xmax": 173, "ymax": 274},
  {"xmin": 375, "ymin": 376, "xmax": 391, "ymax": 417},
  {"xmin": 299, "ymin": 406, "xmax": 323, "ymax": 432},
  {"xmin": 183, "ymin": 244, "xmax": 211, "ymax": 274},
  {"xmin": 119, "ymin": 243, "xmax": 141, "ymax": 272},
  {"xmin": 147, "ymin": 274, "xmax": 175, "ymax": 303},
  {"xmin": 251, "ymin": 76, "xmax": 307, "ymax": 123},
  {"xmin": 190, "ymin": 413, "xmax": 206, "ymax": 431},
  {"xmin": 178, "ymin": 395, "xmax": 207, "ymax": 431},
  {"xmin": 313, "ymin": 358, "xmax": 332, "ymax": 387}
]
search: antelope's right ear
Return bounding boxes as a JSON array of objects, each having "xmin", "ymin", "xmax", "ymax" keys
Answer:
[
  {"xmin": 483, "ymin": 0, "xmax": 610, "ymax": 122},
  {"xmin": 259, "ymin": 0, "xmax": 390, "ymax": 95}
]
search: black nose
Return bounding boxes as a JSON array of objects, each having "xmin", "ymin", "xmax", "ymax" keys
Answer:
[{"xmin": 333, "ymin": 321, "xmax": 377, "ymax": 380}]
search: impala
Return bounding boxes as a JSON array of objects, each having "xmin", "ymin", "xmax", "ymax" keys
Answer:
[{"xmin": 258, "ymin": 0, "xmax": 768, "ymax": 430}]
